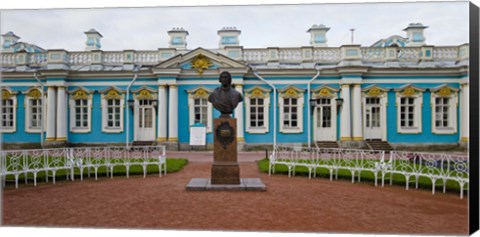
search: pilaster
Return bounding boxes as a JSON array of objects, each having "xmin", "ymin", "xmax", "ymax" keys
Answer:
[
  {"xmin": 340, "ymin": 84, "xmax": 351, "ymax": 141},
  {"xmin": 56, "ymin": 86, "xmax": 67, "ymax": 142},
  {"xmin": 168, "ymin": 84, "xmax": 179, "ymax": 149},
  {"xmin": 157, "ymin": 85, "xmax": 168, "ymax": 142},
  {"xmin": 234, "ymin": 84, "xmax": 245, "ymax": 149},
  {"xmin": 46, "ymin": 86, "xmax": 57, "ymax": 141},
  {"xmin": 351, "ymin": 84, "xmax": 363, "ymax": 141}
]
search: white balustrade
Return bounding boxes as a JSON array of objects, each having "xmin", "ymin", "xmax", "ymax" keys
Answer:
[
  {"xmin": 278, "ymin": 48, "xmax": 303, "ymax": 61},
  {"xmin": 134, "ymin": 51, "xmax": 162, "ymax": 65},
  {"xmin": 433, "ymin": 47, "xmax": 459, "ymax": 61},
  {"xmin": 361, "ymin": 48, "xmax": 385, "ymax": 62},
  {"xmin": 397, "ymin": 47, "xmax": 422, "ymax": 61},
  {"xmin": 243, "ymin": 49, "xmax": 268, "ymax": 62},
  {"xmin": 0, "ymin": 53, "xmax": 16, "ymax": 66},
  {"xmin": 313, "ymin": 48, "xmax": 342, "ymax": 62},
  {"xmin": 68, "ymin": 52, "xmax": 92, "ymax": 65},
  {"xmin": 29, "ymin": 53, "xmax": 48, "ymax": 66},
  {"xmin": 102, "ymin": 52, "xmax": 124, "ymax": 65}
]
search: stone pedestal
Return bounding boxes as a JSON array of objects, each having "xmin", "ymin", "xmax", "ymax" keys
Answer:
[{"xmin": 211, "ymin": 118, "xmax": 240, "ymax": 184}]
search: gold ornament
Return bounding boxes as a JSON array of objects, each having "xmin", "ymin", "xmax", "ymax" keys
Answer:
[
  {"xmin": 191, "ymin": 54, "xmax": 212, "ymax": 75},
  {"xmin": 136, "ymin": 89, "xmax": 153, "ymax": 99},
  {"xmin": 2, "ymin": 90, "xmax": 12, "ymax": 100},
  {"xmin": 105, "ymin": 89, "xmax": 122, "ymax": 99},
  {"xmin": 315, "ymin": 88, "xmax": 334, "ymax": 98},
  {"xmin": 283, "ymin": 88, "xmax": 300, "ymax": 98},
  {"xmin": 249, "ymin": 88, "xmax": 266, "ymax": 98},
  {"xmin": 367, "ymin": 87, "xmax": 383, "ymax": 97},
  {"xmin": 437, "ymin": 87, "xmax": 452, "ymax": 97},
  {"xmin": 192, "ymin": 88, "xmax": 209, "ymax": 99},
  {"xmin": 401, "ymin": 87, "xmax": 417, "ymax": 97},
  {"xmin": 72, "ymin": 90, "xmax": 89, "ymax": 100},
  {"xmin": 28, "ymin": 89, "xmax": 42, "ymax": 99}
]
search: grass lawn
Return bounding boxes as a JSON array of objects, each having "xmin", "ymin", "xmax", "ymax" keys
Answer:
[
  {"xmin": 3, "ymin": 158, "xmax": 189, "ymax": 187},
  {"xmin": 257, "ymin": 159, "xmax": 467, "ymax": 194}
]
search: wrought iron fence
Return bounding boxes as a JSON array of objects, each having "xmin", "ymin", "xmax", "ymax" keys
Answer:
[
  {"xmin": 0, "ymin": 146, "xmax": 167, "ymax": 189},
  {"xmin": 270, "ymin": 144, "xmax": 469, "ymax": 198}
]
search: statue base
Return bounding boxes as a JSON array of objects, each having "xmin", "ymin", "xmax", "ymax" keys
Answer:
[{"xmin": 211, "ymin": 118, "xmax": 240, "ymax": 185}]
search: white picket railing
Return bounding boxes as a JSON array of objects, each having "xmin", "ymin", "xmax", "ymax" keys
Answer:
[
  {"xmin": 0, "ymin": 146, "xmax": 167, "ymax": 189},
  {"xmin": 269, "ymin": 145, "xmax": 469, "ymax": 198}
]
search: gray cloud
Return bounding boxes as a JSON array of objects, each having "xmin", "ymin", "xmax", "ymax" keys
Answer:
[{"xmin": 1, "ymin": 2, "xmax": 469, "ymax": 51}]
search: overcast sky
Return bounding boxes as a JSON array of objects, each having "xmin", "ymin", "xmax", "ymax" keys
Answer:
[{"xmin": 0, "ymin": 1, "xmax": 470, "ymax": 51}]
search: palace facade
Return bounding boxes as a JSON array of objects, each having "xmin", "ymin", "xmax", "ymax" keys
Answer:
[{"xmin": 0, "ymin": 24, "xmax": 470, "ymax": 150}]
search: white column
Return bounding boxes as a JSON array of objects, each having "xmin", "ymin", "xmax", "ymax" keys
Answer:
[
  {"xmin": 56, "ymin": 86, "xmax": 67, "ymax": 141},
  {"xmin": 340, "ymin": 84, "xmax": 351, "ymax": 141},
  {"xmin": 157, "ymin": 85, "xmax": 168, "ymax": 142},
  {"xmin": 351, "ymin": 84, "xmax": 363, "ymax": 141},
  {"xmin": 460, "ymin": 83, "xmax": 469, "ymax": 142},
  {"xmin": 46, "ymin": 86, "xmax": 57, "ymax": 141},
  {"xmin": 168, "ymin": 85, "xmax": 178, "ymax": 142},
  {"xmin": 234, "ymin": 84, "xmax": 244, "ymax": 141}
]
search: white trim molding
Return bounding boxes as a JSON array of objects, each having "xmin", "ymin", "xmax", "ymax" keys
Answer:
[
  {"xmin": 100, "ymin": 86, "xmax": 126, "ymax": 133},
  {"xmin": 311, "ymin": 85, "xmax": 338, "ymax": 141},
  {"xmin": 245, "ymin": 86, "xmax": 271, "ymax": 134},
  {"xmin": 69, "ymin": 87, "xmax": 93, "ymax": 133},
  {"xmin": 430, "ymin": 84, "xmax": 458, "ymax": 135},
  {"xmin": 0, "ymin": 88, "xmax": 18, "ymax": 133},
  {"xmin": 278, "ymin": 85, "xmax": 305, "ymax": 134},
  {"xmin": 186, "ymin": 86, "xmax": 213, "ymax": 133},
  {"xmin": 362, "ymin": 85, "xmax": 389, "ymax": 141},
  {"xmin": 395, "ymin": 84, "xmax": 424, "ymax": 134},
  {"xmin": 23, "ymin": 87, "xmax": 45, "ymax": 133}
]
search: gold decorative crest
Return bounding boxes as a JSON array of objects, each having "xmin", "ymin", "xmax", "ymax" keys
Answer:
[
  {"xmin": 401, "ymin": 86, "xmax": 417, "ymax": 97},
  {"xmin": 367, "ymin": 87, "xmax": 384, "ymax": 97},
  {"xmin": 249, "ymin": 88, "xmax": 266, "ymax": 98},
  {"xmin": 105, "ymin": 89, "xmax": 122, "ymax": 99},
  {"xmin": 72, "ymin": 89, "xmax": 89, "ymax": 100},
  {"xmin": 27, "ymin": 89, "xmax": 42, "ymax": 99},
  {"xmin": 191, "ymin": 54, "xmax": 212, "ymax": 75},
  {"xmin": 136, "ymin": 89, "xmax": 153, "ymax": 99},
  {"xmin": 436, "ymin": 87, "xmax": 452, "ymax": 97},
  {"xmin": 2, "ymin": 90, "xmax": 12, "ymax": 100},
  {"xmin": 192, "ymin": 88, "xmax": 209, "ymax": 99},
  {"xmin": 315, "ymin": 88, "xmax": 334, "ymax": 98},
  {"xmin": 284, "ymin": 88, "xmax": 300, "ymax": 98}
]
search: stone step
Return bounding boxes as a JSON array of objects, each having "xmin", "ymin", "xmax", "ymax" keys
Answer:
[
  {"xmin": 316, "ymin": 141, "xmax": 339, "ymax": 149},
  {"xmin": 366, "ymin": 140, "xmax": 394, "ymax": 151}
]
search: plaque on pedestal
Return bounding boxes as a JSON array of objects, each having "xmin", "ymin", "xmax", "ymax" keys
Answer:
[{"xmin": 211, "ymin": 118, "xmax": 240, "ymax": 184}]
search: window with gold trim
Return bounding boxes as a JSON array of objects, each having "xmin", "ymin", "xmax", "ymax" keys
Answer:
[
  {"xmin": 278, "ymin": 85, "xmax": 305, "ymax": 133},
  {"xmin": 69, "ymin": 87, "xmax": 93, "ymax": 133},
  {"xmin": 245, "ymin": 86, "xmax": 271, "ymax": 134},
  {"xmin": 101, "ymin": 87, "xmax": 125, "ymax": 133},
  {"xmin": 187, "ymin": 87, "xmax": 213, "ymax": 132},
  {"xmin": 395, "ymin": 85, "xmax": 424, "ymax": 134},
  {"xmin": 0, "ymin": 89, "xmax": 17, "ymax": 133},
  {"xmin": 431, "ymin": 85, "xmax": 458, "ymax": 134},
  {"xmin": 24, "ymin": 87, "xmax": 45, "ymax": 133}
]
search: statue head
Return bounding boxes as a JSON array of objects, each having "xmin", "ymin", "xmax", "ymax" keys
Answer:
[{"xmin": 219, "ymin": 71, "xmax": 232, "ymax": 88}]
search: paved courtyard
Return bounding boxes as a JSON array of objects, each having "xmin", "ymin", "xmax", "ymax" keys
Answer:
[{"xmin": 2, "ymin": 151, "xmax": 468, "ymax": 235}]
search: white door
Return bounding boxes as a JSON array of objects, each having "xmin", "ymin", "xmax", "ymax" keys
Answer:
[
  {"xmin": 135, "ymin": 99, "xmax": 156, "ymax": 141},
  {"xmin": 314, "ymin": 98, "xmax": 336, "ymax": 141},
  {"xmin": 364, "ymin": 97, "xmax": 382, "ymax": 140}
]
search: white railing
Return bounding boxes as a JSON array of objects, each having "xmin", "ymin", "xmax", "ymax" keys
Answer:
[
  {"xmin": 69, "ymin": 52, "xmax": 93, "ymax": 65},
  {"xmin": 134, "ymin": 51, "xmax": 161, "ymax": 65},
  {"xmin": 384, "ymin": 151, "xmax": 469, "ymax": 199},
  {"xmin": 313, "ymin": 48, "xmax": 342, "ymax": 62},
  {"xmin": 0, "ymin": 45, "xmax": 466, "ymax": 67},
  {"xmin": 243, "ymin": 49, "xmax": 269, "ymax": 62},
  {"xmin": 0, "ymin": 146, "xmax": 167, "ymax": 189},
  {"xmin": 269, "ymin": 145, "xmax": 469, "ymax": 199},
  {"xmin": 270, "ymin": 145, "xmax": 385, "ymax": 185},
  {"xmin": 433, "ymin": 47, "xmax": 459, "ymax": 61},
  {"xmin": 0, "ymin": 53, "xmax": 16, "ymax": 66}
]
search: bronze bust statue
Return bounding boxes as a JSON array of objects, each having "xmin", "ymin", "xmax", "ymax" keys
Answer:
[{"xmin": 208, "ymin": 71, "xmax": 243, "ymax": 118}]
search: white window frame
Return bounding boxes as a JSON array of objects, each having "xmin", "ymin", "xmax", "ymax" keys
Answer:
[
  {"xmin": 0, "ymin": 89, "xmax": 17, "ymax": 133},
  {"xmin": 431, "ymin": 86, "xmax": 458, "ymax": 134},
  {"xmin": 279, "ymin": 86, "xmax": 304, "ymax": 134},
  {"xmin": 245, "ymin": 86, "xmax": 271, "ymax": 134},
  {"xmin": 24, "ymin": 88, "xmax": 46, "ymax": 133},
  {"xmin": 69, "ymin": 88, "xmax": 93, "ymax": 133},
  {"xmin": 396, "ymin": 86, "xmax": 423, "ymax": 134},
  {"xmin": 101, "ymin": 89, "xmax": 125, "ymax": 133},
  {"xmin": 187, "ymin": 87, "xmax": 213, "ymax": 133}
]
